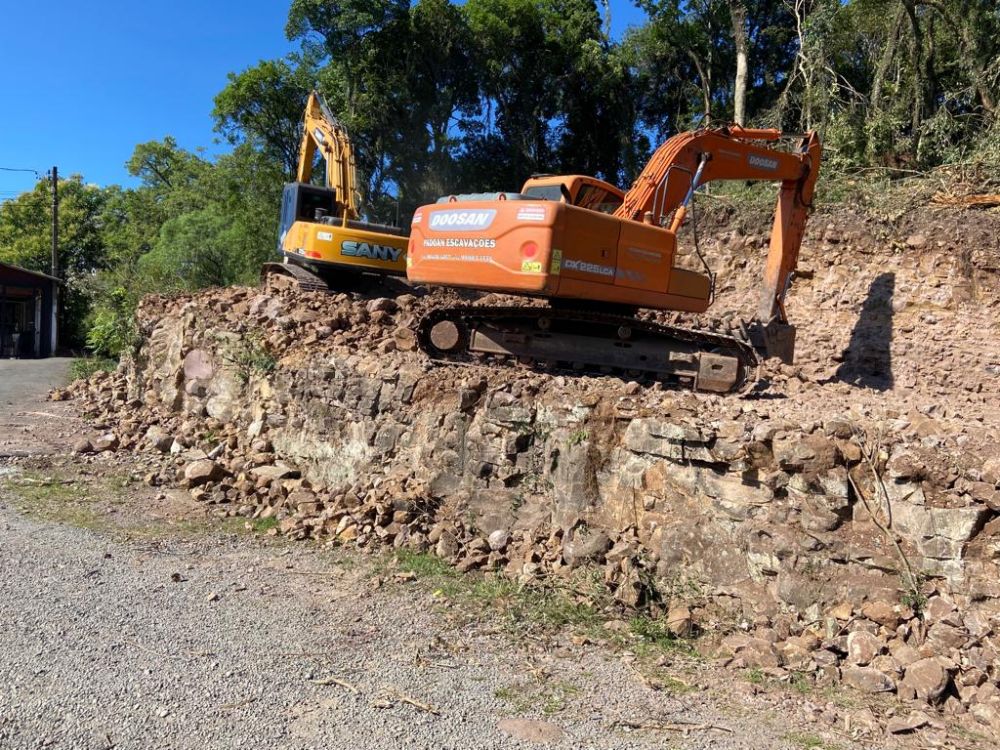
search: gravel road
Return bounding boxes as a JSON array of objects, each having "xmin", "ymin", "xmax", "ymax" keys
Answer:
[{"xmin": 0, "ymin": 505, "xmax": 805, "ymax": 750}]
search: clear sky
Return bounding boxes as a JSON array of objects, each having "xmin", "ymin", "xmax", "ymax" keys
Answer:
[{"xmin": 0, "ymin": 1, "xmax": 647, "ymax": 199}]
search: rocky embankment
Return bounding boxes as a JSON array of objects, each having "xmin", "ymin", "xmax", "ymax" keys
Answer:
[{"xmin": 60, "ymin": 203, "xmax": 1000, "ymax": 741}]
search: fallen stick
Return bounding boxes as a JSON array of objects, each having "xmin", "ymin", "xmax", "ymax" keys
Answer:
[
  {"xmin": 385, "ymin": 686, "xmax": 441, "ymax": 715},
  {"xmin": 617, "ymin": 719, "xmax": 733, "ymax": 734},
  {"xmin": 310, "ymin": 676, "xmax": 360, "ymax": 694}
]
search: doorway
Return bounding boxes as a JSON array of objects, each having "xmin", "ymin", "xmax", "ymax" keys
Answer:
[{"xmin": 1, "ymin": 297, "xmax": 36, "ymax": 358}]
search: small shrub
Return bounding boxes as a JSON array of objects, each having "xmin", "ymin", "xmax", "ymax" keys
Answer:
[
  {"xmin": 70, "ymin": 357, "xmax": 117, "ymax": 380},
  {"xmin": 222, "ymin": 332, "xmax": 277, "ymax": 384}
]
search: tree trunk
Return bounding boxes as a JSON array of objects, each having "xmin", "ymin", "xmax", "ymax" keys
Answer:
[
  {"xmin": 901, "ymin": 0, "xmax": 927, "ymax": 140},
  {"xmin": 728, "ymin": 1, "xmax": 749, "ymax": 126},
  {"xmin": 687, "ymin": 51, "xmax": 713, "ymax": 122},
  {"xmin": 920, "ymin": 0, "xmax": 996, "ymax": 114},
  {"xmin": 872, "ymin": 7, "xmax": 906, "ymax": 112}
]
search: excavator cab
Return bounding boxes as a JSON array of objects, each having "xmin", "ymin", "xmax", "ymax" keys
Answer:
[
  {"xmin": 519, "ymin": 175, "xmax": 624, "ymax": 214},
  {"xmin": 277, "ymin": 183, "xmax": 339, "ymax": 252}
]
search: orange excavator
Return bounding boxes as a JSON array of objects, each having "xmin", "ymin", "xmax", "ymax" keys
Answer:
[{"xmin": 406, "ymin": 126, "xmax": 821, "ymax": 392}]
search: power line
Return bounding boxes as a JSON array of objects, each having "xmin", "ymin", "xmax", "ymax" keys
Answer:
[{"xmin": 0, "ymin": 166, "xmax": 42, "ymax": 178}]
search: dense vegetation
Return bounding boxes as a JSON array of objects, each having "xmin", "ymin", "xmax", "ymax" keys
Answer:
[{"xmin": 1, "ymin": 0, "xmax": 997, "ymax": 354}]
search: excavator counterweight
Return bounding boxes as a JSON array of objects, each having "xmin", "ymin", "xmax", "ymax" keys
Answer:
[{"xmin": 406, "ymin": 126, "xmax": 821, "ymax": 392}]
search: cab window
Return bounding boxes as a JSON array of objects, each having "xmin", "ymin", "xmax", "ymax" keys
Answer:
[
  {"xmin": 574, "ymin": 184, "xmax": 622, "ymax": 214},
  {"xmin": 522, "ymin": 184, "xmax": 565, "ymax": 202}
]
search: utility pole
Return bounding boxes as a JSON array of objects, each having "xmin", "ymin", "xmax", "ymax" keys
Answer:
[
  {"xmin": 50, "ymin": 166, "xmax": 59, "ymax": 353},
  {"xmin": 50, "ymin": 166, "xmax": 58, "ymax": 278}
]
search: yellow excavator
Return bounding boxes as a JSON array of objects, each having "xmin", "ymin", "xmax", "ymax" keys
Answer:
[{"xmin": 262, "ymin": 91, "xmax": 409, "ymax": 291}]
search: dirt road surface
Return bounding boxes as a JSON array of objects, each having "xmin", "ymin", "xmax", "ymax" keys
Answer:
[
  {"xmin": 0, "ymin": 358, "xmax": 78, "ymax": 457},
  {"xmin": 0, "ymin": 363, "xmax": 858, "ymax": 750}
]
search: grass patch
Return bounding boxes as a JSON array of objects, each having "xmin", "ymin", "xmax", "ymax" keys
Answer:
[
  {"xmin": 622, "ymin": 616, "xmax": 696, "ymax": 658},
  {"xmin": 395, "ymin": 549, "xmax": 459, "ymax": 580},
  {"xmin": 70, "ymin": 356, "xmax": 117, "ymax": 380},
  {"xmin": 783, "ymin": 732, "xmax": 837, "ymax": 750},
  {"xmin": 383, "ymin": 549, "xmax": 698, "ymax": 664},
  {"xmin": 495, "ymin": 679, "xmax": 580, "ymax": 715},
  {"xmin": 789, "ymin": 672, "xmax": 814, "ymax": 694},
  {"xmin": 3, "ymin": 470, "xmax": 108, "ymax": 530},
  {"xmin": 746, "ymin": 667, "xmax": 766, "ymax": 685},
  {"xmin": 250, "ymin": 516, "xmax": 279, "ymax": 533}
]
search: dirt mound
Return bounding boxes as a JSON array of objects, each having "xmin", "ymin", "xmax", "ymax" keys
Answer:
[{"xmin": 58, "ymin": 202, "xmax": 1000, "ymax": 743}]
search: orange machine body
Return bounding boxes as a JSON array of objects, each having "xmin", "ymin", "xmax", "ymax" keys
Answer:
[
  {"xmin": 408, "ymin": 199, "xmax": 710, "ymax": 312},
  {"xmin": 408, "ymin": 127, "xmax": 821, "ymax": 323}
]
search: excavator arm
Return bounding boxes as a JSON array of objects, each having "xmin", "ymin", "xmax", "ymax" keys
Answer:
[
  {"xmin": 615, "ymin": 126, "xmax": 821, "ymax": 329},
  {"xmin": 296, "ymin": 91, "xmax": 361, "ymax": 221}
]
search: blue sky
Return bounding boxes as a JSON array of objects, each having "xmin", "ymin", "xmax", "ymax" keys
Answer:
[{"xmin": 0, "ymin": 1, "xmax": 646, "ymax": 199}]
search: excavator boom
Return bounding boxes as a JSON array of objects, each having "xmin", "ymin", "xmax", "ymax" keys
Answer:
[
  {"xmin": 617, "ymin": 126, "xmax": 821, "ymax": 326},
  {"xmin": 296, "ymin": 92, "xmax": 361, "ymax": 221},
  {"xmin": 407, "ymin": 126, "xmax": 822, "ymax": 392}
]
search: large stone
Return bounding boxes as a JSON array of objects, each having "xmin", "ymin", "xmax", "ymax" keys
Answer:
[
  {"xmin": 841, "ymin": 666, "xmax": 896, "ymax": 693},
  {"xmin": 250, "ymin": 463, "xmax": 301, "ymax": 482},
  {"xmin": 901, "ymin": 658, "xmax": 950, "ymax": 703},
  {"xmin": 886, "ymin": 712, "xmax": 930, "ymax": 734},
  {"xmin": 144, "ymin": 425, "xmax": 174, "ymax": 453},
  {"xmin": 926, "ymin": 622, "xmax": 967, "ymax": 652},
  {"xmin": 92, "ymin": 433, "xmax": 119, "ymax": 452},
  {"xmin": 847, "ymin": 631, "xmax": 883, "ymax": 666},
  {"xmin": 861, "ymin": 600, "xmax": 905, "ymax": 628},
  {"xmin": 772, "ymin": 433, "xmax": 839, "ymax": 473},
  {"xmin": 665, "ymin": 605, "xmax": 693, "ymax": 637},
  {"xmin": 623, "ymin": 419, "xmax": 715, "ymax": 461},
  {"xmin": 184, "ymin": 459, "xmax": 225, "ymax": 487},
  {"xmin": 562, "ymin": 530, "xmax": 611, "ymax": 568},
  {"xmin": 488, "ymin": 529, "xmax": 510, "ymax": 552},
  {"xmin": 970, "ymin": 700, "xmax": 1000, "ymax": 732},
  {"xmin": 892, "ymin": 502, "xmax": 990, "ymax": 566},
  {"xmin": 183, "ymin": 349, "xmax": 214, "ymax": 380},
  {"xmin": 435, "ymin": 529, "xmax": 459, "ymax": 560},
  {"xmin": 72, "ymin": 438, "xmax": 94, "ymax": 454}
]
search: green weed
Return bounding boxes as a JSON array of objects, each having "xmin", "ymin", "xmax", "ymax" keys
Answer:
[
  {"xmin": 746, "ymin": 668, "xmax": 766, "ymax": 685},
  {"xmin": 222, "ymin": 333, "xmax": 276, "ymax": 384},
  {"xmin": 783, "ymin": 732, "xmax": 835, "ymax": 749},
  {"xmin": 70, "ymin": 356, "xmax": 117, "ymax": 380},
  {"xmin": 250, "ymin": 516, "xmax": 279, "ymax": 533},
  {"xmin": 495, "ymin": 679, "xmax": 580, "ymax": 715}
]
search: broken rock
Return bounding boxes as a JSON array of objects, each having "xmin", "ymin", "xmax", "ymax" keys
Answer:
[
  {"xmin": 900, "ymin": 657, "xmax": 950, "ymax": 704},
  {"xmin": 184, "ymin": 459, "xmax": 225, "ymax": 487},
  {"xmin": 841, "ymin": 666, "xmax": 896, "ymax": 694},
  {"xmin": 847, "ymin": 630, "xmax": 883, "ymax": 666}
]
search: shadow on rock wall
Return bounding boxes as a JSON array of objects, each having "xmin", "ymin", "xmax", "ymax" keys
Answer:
[{"xmin": 835, "ymin": 272, "xmax": 895, "ymax": 390}]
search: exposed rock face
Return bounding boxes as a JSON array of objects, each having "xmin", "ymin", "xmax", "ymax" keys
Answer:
[{"xmin": 63, "ymin": 204, "xmax": 1000, "ymax": 729}]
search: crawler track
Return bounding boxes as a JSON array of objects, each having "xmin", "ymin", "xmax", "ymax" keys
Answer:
[
  {"xmin": 260, "ymin": 261, "xmax": 330, "ymax": 293},
  {"xmin": 418, "ymin": 305, "xmax": 759, "ymax": 392}
]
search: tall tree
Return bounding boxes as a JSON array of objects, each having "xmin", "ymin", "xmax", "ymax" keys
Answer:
[{"xmin": 213, "ymin": 57, "xmax": 316, "ymax": 178}]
